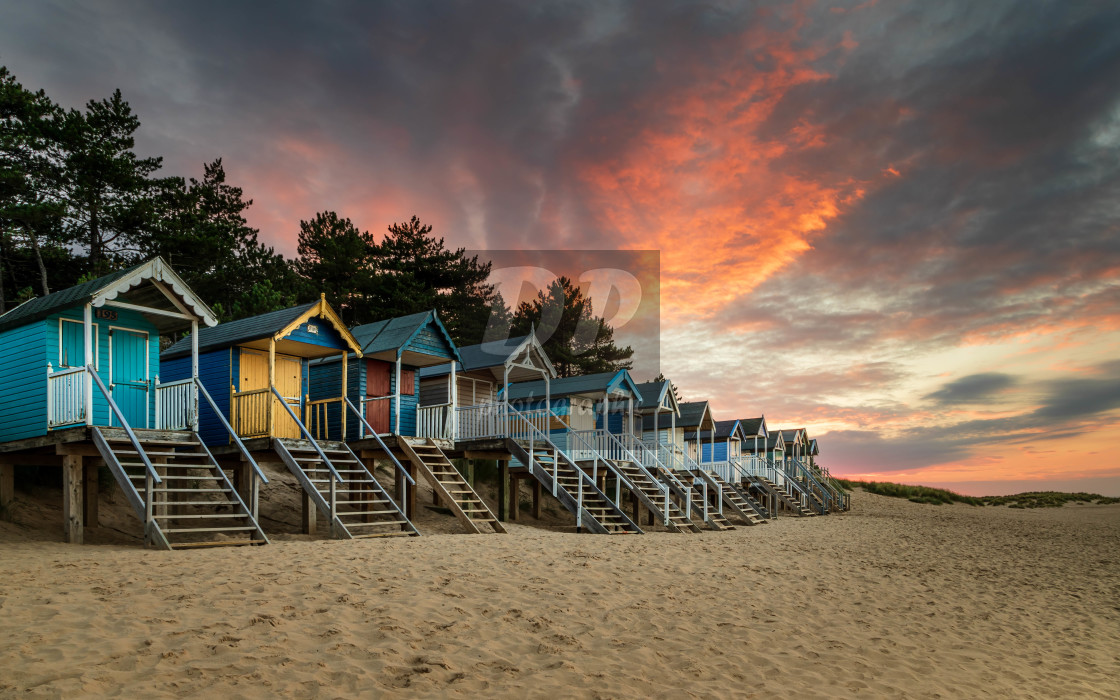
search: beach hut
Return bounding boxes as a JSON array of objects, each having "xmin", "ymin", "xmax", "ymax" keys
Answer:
[
  {"xmin": 635, "ymin": 379, "xmax": 682, "ymax": 448},
  {"xmin": 0, "ymin": 257, "xmax": 269, "ymax": 548},
  {"xmin": 161, "ymin": 297, "xmax": 419, "ymax": 540},
  {"xmin": 307, "ymin": 310, "xmax": 461, "ymax": 440},
  {"xmin": 305, "ymin": 311, "xmax": 509, "ymax": 536},
  {"xmin": 678, "ymin": 401, "xmax": 716, "ymax": 464},
  {"xmin": 416, "ymin": 332, "xmax": 556, "ymax": 441},
  {"xmin": 700, "ymin": 419, "xmax": 745, "ymax": 463}
]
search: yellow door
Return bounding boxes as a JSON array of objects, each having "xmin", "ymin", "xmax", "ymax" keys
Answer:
[
  {"xmin": 273, "ymin": 354, "xmax": 302, "ymax": 439},
  {"xmin": 238, "ymin": 348, "xmax": 303, "ymax": 439}
]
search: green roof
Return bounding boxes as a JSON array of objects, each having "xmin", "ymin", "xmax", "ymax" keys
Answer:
[
  {"xmin": 162, "ymin": 302, "xmax": 317, "ymax": 359},
  {"xmin": 0, "ymin": 264, "xmax": 141, "ymax": 334},
  {"xmin": 350, "ymin": 310, "xmax": 459, "ymax": 363},
  {"xmin": 676, "ymin": 401, "xmax": 711, "ymax": 429},
  {"xmin": 738, "ymin": 417, "xmax": 767, "ymax": 437},
  {"xmin": 505, "ymin": 369, "xmax": 642, "ymax": 402}
]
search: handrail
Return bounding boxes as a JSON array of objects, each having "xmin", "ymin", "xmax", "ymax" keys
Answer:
[
  {"xmin": 506, "ymin": 404, "xmax": 605, "ymax": 497},
  {"xmin": 600, "ymin": 430, "xmax": 675, "ymax": 500},
  {"xmin": 564, "ymin": 426, "xmax": 641, "ymax": 495},
  {"xmin": 270, "ymin": 386, "xmax": 343, "ymax": 484},
  {"xmin": 86, "ymin": 365, "xmax": 161, "ymax": 485},
  {"xmin": 232, "ymin": 386, "xmax": 271, "ymax": 397},
  {"xmin": 49, "ymin": 366, "xmax": 86, "ymax": 377},
  {"xmin": 786, "ymin": 457, "xmax": 831, "ymax": 509},
  {"xmin": 345, "ymin": 397, "xmax": 415, "ymax": 486},
  {"xmin": 194, "ymin": 378, "xmax": 268, "ymax": 485}
]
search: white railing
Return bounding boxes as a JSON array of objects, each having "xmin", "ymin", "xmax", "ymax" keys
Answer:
[
  {"xmin": 47, "ymin": 364, "xmax": 86, "ymax": 427},
  {"xmin": 454, "ymin": 402, "xmax": 551, "ymax": 441},
  {"xmin": 154, "ymin": 377, "xmax": 196, "ymax": 431},
  {"xmin": 455, "ymin": 402, "xmax": 507, "ymax": 440},
  {"xmin": 416, "ymin": 403, "xmax": 453, "ymax": 439}
]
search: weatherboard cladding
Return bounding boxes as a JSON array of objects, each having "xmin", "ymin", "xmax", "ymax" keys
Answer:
[
  {"xmin": 286, "ymin": 318, "xmax": 348, "ymax": 351},
  {"xmin": 0, "ymin": 321, "xmax": 49, "ymax": 442},
  {"xmin": 0, "ymin": 304, "xmax": 161, "ymax": 442},
  {"xmin": 162, "ymin": 348, "xmax": 231, "ymax": 446},
  {"xmin": 162, "ymin": 302, "xmax": 317, "ymax": 359}
]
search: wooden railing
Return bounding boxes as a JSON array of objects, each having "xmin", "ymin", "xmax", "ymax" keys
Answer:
[
  {"xmin": 154, "ymin": 377, "xmax": 195, "ymax": 430},
  {"xmin": 305, "ymin": 397, "xmax": 344, "ymax": 440},
  {"xmin": 416, "ymin": 403, "xmax": 452, "ymax": 439},
  {"xmin": 231, "ymin": 387, "xmax": 270, "ymax": 439},
  {"xmin": 46, "ymin": 364, "xmax": 85, "ymax": 427},
  {"xmin": 454, "ymin": 402, "xmax": 507, "ymax": 440}
]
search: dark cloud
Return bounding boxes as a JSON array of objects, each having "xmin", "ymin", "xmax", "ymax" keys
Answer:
[{"xmin": 923, "ymin": 373, "xmax": 1018, "ymax": 405}]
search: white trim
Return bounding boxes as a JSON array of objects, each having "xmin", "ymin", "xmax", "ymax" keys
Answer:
[
  {"xmin": 102, "ymin": 299, "xmax": 196, "ymax": 321},
  {"xmin": 92, "ymin": 256, "xmax": 219, "ymax": 327},
  {"xmin": 59, "ymin": 318, "xmax": 98, "ymax": 369},
  {"xmin": 108, "ymin": 326, "xmax": 151, "ymax": 429}
]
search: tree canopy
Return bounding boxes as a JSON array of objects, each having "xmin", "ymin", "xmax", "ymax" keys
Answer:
[{"xmin": 0, "ymin": 67, "xmax": 635, "ymax": 376}]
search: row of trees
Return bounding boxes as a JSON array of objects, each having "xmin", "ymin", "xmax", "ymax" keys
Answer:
[{"xmin": 0, "ymin": 67, "xmax": 632, "ymax": 375}]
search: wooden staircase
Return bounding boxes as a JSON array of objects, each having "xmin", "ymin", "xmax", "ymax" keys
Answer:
[
  {"xmin": 698, "ymin": 470, "xmax": 768, "ymax": 526},
  {"xmin": 755, "ymin": 476, "xmax": 814, "ymax": 517},
  {"xmin": 506, "ymin": 438, "xmax": 642, "ymax": 534},
  {"xmin": 399, "ymin": 438, "xmax": 505, "ymax": 534},
  {"xmin": 653, "ymin": 467, "xmax": 735, "ymax": 531},
  {"xmin": 612, "ymin": 462, "xmax": 701, "ymax": 533},
  {"xmin": 93, "ymin": 427, "xmax": 268, "ymax": 549},
  {"xmin": 274, "ymin": 438, "xmax": 419, "ymax": 539}
]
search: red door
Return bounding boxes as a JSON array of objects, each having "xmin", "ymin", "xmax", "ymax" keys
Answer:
[{"xmin": 365, "ymin": 359, "xmax": 391, "ymax": 434}]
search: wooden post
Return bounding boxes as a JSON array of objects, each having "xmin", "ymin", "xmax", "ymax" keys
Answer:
[
  {"xmin": 0, "ymin": 463, "xmax": 13, "ymax": 521},
  {"xmin": 465, "ymin": 459, "xmax": 475, "ymax": 487},
  {"xmin": 302, "ymin": 490, "xmax": 317, "ymax": 535},
  {"xmin": 533, "ymin": 479, "xmax": 542, "ymax": 519},
  {"xmin": 268, "ymin": 339, "xmax": 276, "ymax": 437},
  {"xmin": 234, "ymin": 460, "xmax": 251, "ymax": 508},
  {"xmin": 631, "ymin": 491, "xmax": 639, "ymax": 522},
  {"xmin": 340, "ymin": 351, "xmax": 348, "ymax": 440},
  {"xmin": 509, "ymin": 476, "xmax": 519, "ymax": 521},
  {"xmin": 83, "ymin": 461, "xmax": 99, "ymax": 529},
  {"xmin": 83, "ymin": 304, "xmax": 93, "ymax": 425},
  {"xmin": 62, "ymin": 455, "xmax": 83, "ymax": 543},
  {"xmin": 406, "ymin": 461, "xmax": 416, "ymax": 519},
  {"xmin": 497, "ymin": 460, "xmax": 508, "ymax": 521}
]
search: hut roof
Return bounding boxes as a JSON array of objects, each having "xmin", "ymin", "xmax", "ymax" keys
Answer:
[
  {"xmin": 350, "ymin": 310, "xmax": 460, "ymax": 367},
  {"xmin": 505, "ymin": 369, "xmax": 641, "ymax": 402},
  {"xmin": 0, "ymin": 257, "xmax": 216, "ymax": 334}
]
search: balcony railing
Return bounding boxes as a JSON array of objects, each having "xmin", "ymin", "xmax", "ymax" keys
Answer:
[
  {"xmin": 231, "ymin": 387, "xmax": 271, "ymax": 439},
  {"xmin": 416, "ymin": 403, "xmax": 453, "ymax": 439},
  {"xmin": 154, "ymin": 377, "xmax": 195, "ymax": 431},
  {"xmin": 47, "ymin": 365, "xmax": 86, "ymax": 427}
]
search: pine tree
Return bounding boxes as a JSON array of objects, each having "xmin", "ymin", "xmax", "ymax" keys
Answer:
[
  {"xmin": 142, "ymin": 158, "xmax": 295, "ymax": 320},
  {"xmin": 61, "ymin": 89, "xmax": 170, "ymax": 271},
  {"xmin": 372, "ymin": 215, "xmax": 500, "ymax": 343},
  {"xmin": 295, "ymin": 211, "xmax": 378, "ymax": 326},
  {"xmin": 511, "ymin": 276, "xmax": 634, "ymax": 378}
]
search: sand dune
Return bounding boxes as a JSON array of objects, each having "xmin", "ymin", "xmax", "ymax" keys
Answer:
[{"xmin": 1, "ymin": 491, "xmax": 1118, "ymax": 698}]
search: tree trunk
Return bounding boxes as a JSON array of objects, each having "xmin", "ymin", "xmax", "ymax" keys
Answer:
[
  {"xmin": 27, "ymin": 229, "xmax": 49, "ymax": 296},
  {"xmin": 0, "ymin": 229, "xmax": 6, "ymax": 314},
  {"xmin": 89, "ymin": 202, "xmax": 100, "ymax": 269}
]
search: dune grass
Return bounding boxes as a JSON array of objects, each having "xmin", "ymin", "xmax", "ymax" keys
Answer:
[{"xmin": 834, "ymin": 479, "xmax": 1120, "ymax": 507}]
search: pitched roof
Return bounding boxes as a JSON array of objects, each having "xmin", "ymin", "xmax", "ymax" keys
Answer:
[
  {"xmin": 743, "ymin": 432, "xmax": 784, "ymax": 452},
  {"xmin": 505, "ymin": 369, "xmax": 642, "ymax": 402},
  {"xmin": 676, "ymin": 401, "xmax": 712, "ymax": 429},
  {"xmin": 349, "ymin": 310, "xmax": 461, "ymax": 365},
  {"xmin": 780, "ymin": 428, "xmax": 804, "ymax": 446},
  {"xmin": 163, "ymin": 302, "xmax": 317, "ymax": 358},
  {"xmin": 0, "ymin": 257, "xmax": 217, "ymax": 334},
  {"xmin": 712, "ymin": 419, "xmax": 742, "ymax": 440},
  {"xmin": 738, "ymin": 417, "xmax": 767, "ymax": 437},
  {"xmin": 634, "ymin": 380, "xmax": 680, "ymax": 413},
  {"xmin": 418, "ymin": 332, "xmax": 556, "ymax": 381}
]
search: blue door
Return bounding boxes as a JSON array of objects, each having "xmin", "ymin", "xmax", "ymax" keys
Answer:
[{"xmin": 111, "ymin": 329, "xmax": 149, "ymax": 428}]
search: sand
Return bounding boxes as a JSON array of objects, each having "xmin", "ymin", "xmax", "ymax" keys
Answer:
[{"xmin": 1, "ymin": 489, "xmax": 1118, "ymax": 698}]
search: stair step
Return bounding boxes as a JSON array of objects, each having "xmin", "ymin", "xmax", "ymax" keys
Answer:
[
  {"xmin": 346, "ymin": 520, "xmax": 409, "ymax": 529},
  {"xmin": 153, "ymin": 513, "xmax": 250, "ymax": 520},
  {"xmin": 161, "ymin": 526, "xmax": 259, "ymax": 533}
]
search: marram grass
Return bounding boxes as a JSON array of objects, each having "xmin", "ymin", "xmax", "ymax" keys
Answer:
[{"xmin": 835, "ymin": 479, "xmax": 1120, "ymax": 508}]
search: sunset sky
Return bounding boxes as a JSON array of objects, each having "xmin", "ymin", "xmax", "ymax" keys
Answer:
[{"xmin": 4, "ymin": 1, "xmax": 1119, "ymax": 495}]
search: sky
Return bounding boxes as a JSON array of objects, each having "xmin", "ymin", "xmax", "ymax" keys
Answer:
[{"xmin": 3, "ymin": 0, "xmax": 1119, "ymax": 495}]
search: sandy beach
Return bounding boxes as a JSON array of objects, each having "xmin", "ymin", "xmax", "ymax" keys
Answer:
[{"xmin": 1, "ymin": 489, "xmax": 1118, "ymax": 698}]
